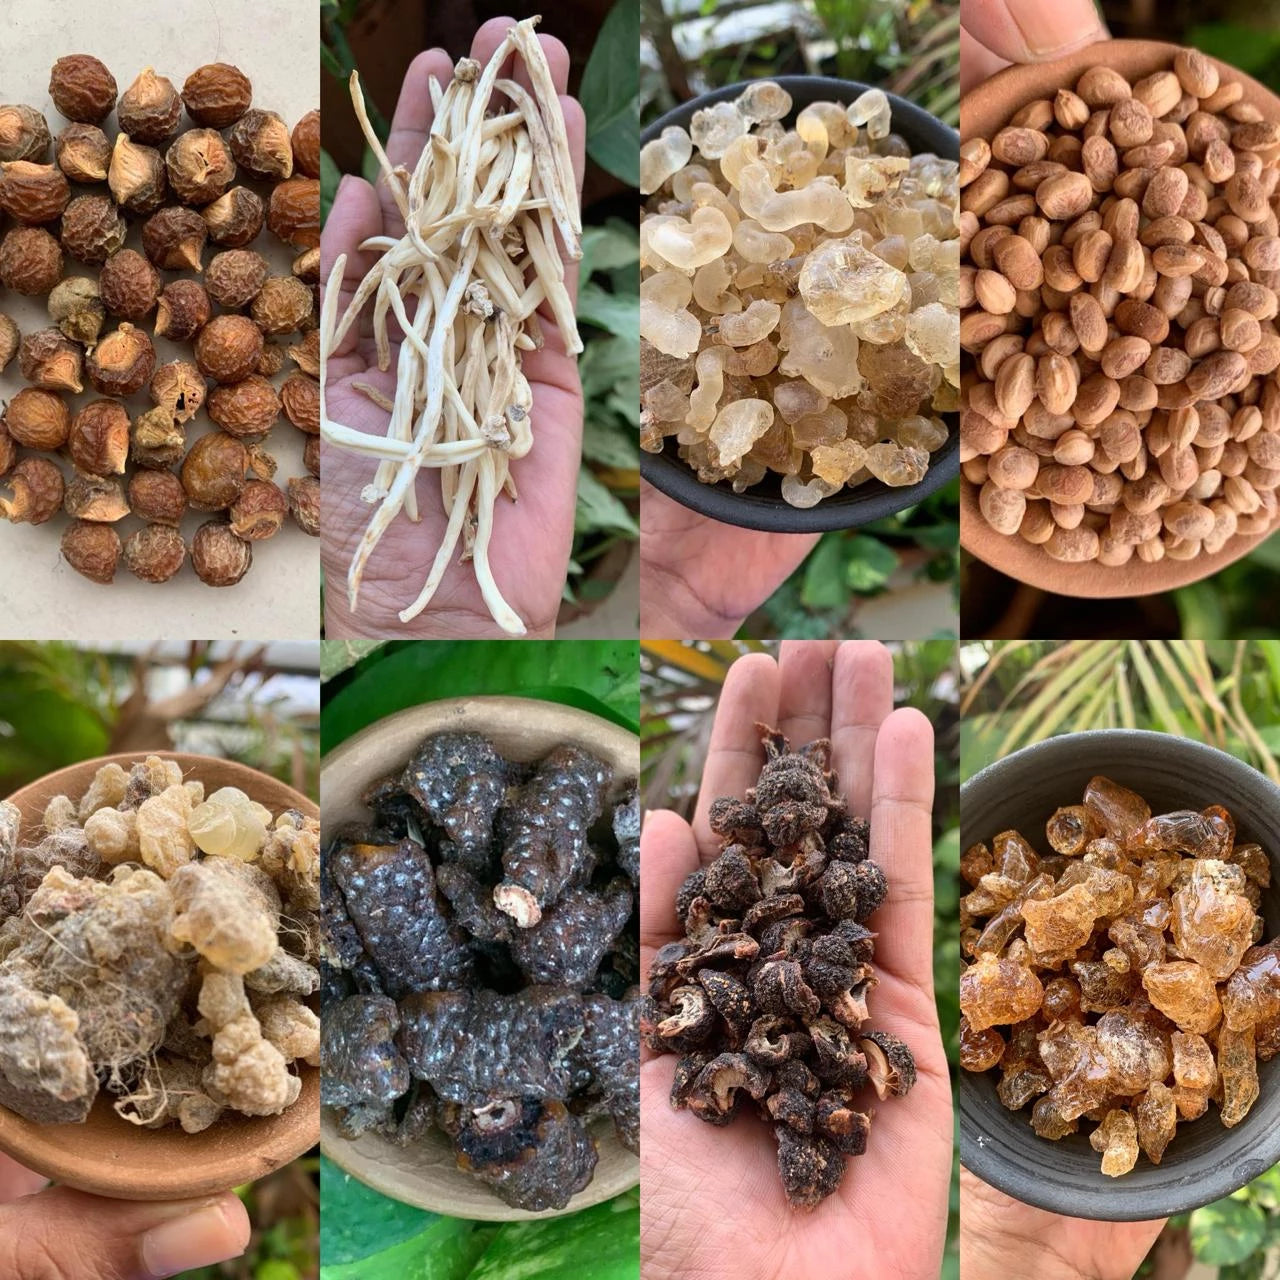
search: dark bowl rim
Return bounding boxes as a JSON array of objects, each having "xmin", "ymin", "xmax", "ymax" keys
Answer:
[
  {"xmin": 958, "ymin": 729, "xmax": 1280, "ymax": 1220},
  {"xmin": 640, "ymin": 75, "xmax": 960, "ymax": 534}
]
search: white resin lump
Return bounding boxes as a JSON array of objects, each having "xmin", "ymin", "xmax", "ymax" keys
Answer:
[{"xmin": 640, "ymin": 79, "xmax": 960, "ymax": 504}]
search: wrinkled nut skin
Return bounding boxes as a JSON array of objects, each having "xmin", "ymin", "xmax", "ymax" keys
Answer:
[
  {"xmin": 63, "ymin": 473, "xmax": 130, "ymax": 522},
  {"xmin": 229, "ymin": 109, "xmax": 293, "ymax": 180},
  {"xmin": 128, "ymin": 468, "xmax": 188, "ymax": 525},
  {"xmin": 292, "ymin": 246, "xmax": 320, "ymax": 285},
  {"xmin": 0, "ymin": 316, "xmax": 17, "ymax": 372},
  {"xmin": 166, "ymin": 129, "xmax": 236, "ymax": 206},
  {"xmin": 289, "ymin": 330, "xmax": 320, "ymax": 378},
  {"xmin": 181, "ymin": 430, "xmax": 249, "ymax": 510},
  {"xmin": 0, "ymin": 160, "xmax": 70, "ymax": 223},
  {"xmin": 19, "ymin": 329, "xmax": 84, "ymax": 393},
  {"xmin": 4, "ymin": 387, "xmax": 71, "ymax": 449},
  {"xmin": 287, "ymin": 475, "xmax": 319, "ymax": 535},
  {"xmin": 252, "ymin": 275, "xmax": 313, "ymax": 334},
  {"xmin": 191, "ymin": 519, "xmax": 251, "ymax": 586},
  {"xmin": 155, "ymin": 280, "xmax": 211, "ymax": 343},
  {"xmin": 202, "ymin": 187, "xmax": 264, "ymax": 247},
  {"xmin": 61, "ymin": 193, "xmax": 126, "ymax": 264},
  {"xmin": 150, "ymin": 360, "xmax": 207, "ymax": 424},
  {"xmin": 292, "ymin": 109, "xmax": 320, "ymax": 178},
  {"xmin": 207, "ymin": 375, "xmax": 281, "ymax": 438},
  {"xmin": 124, "ymin": 522, "xmax": 187, "ymax": 583},
  {"xmin": 182, "ymin": 63, "xmax": 253, "ymax": 128},
  {"xmin": 229, "ymin": 479, "xmax": 288, "ymax": 540},
  {"xmin": 303, "ymin": 435, "xmax": 319, "ymax": 477},
  {"xmin": 256, "ymin": 343, "xmax": 286, "ymax": 377},
  {"xmin": 2, "ymin": 456, "xmax": 64, "ymax": 524},
  {"xmin": 49, "ymin": 55, "xmax": 118, "ymax": 124},
  {"xmin": 195, "ymin": 314, "xmax": 265, "ymax": 384},
  {"xmin": 108, "ymin": 135, "xmax": 167, "ymax": 213},
  {"xmin": 280, "ymin": 373, "xmax": 320, "ymax": 434},
  {"xmin": 61, "ymin": 519, "xmax": 121, "ymax": 583},
  {"xmin": 205, "ymin": 249, "xmax": 268, "ymax": 309},
  {"xmin": 117, "ymin": 68, "xmax": 183, "ymax": 144},
  {"xmin": 0, "ymin": 226, "xmax": 63, "ymax": 294},
  {"xmin": 48, "ymin": 278, "xmax": 106, "ymax": 348},
  {"xmin": 0, "ymin": 425, "xmax": 14, "ymax": 478},
  {"xmin": 70, "ymin": 399, "xmax": 131, "ymax": 475},
  {"xmin": 142, "ymin": 206, "xmax": 207, "ymax": 272},
  {"xmin": 54, "ymin": 123, "xmax": 110, "ymax": 182},
  {"xmin": 268, "ymin": 177, "xmax": 319, "ymax": 248},
  {"xmin": 87, "ymin": 324, "xmax": 156, "ymax": 396},
  {"xmin": 130, "ymin": 405, "xmax": 186, "ymax": 470},
  {"xmin": 0, "ymin": 104, "xmax": 51, "ymax": 162},
  {"xmin": 99, "ymin": 249, "xmax": 161, "ymax": 320}
]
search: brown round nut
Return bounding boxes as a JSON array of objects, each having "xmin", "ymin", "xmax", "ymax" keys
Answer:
[
  {"xmin": 131, "ymin": 405, "xmax": 186, "ymax": 470},
  {"xmin": 229, "ymin": 479, "xmax": 288, "ymax": 540},
  {"xmin": 61, "ymin": 193, "xmax": 126, "ymax": 264},
  {"xmin": 53, "ymin": 123, "xmax": 110, "ymax": 182},
  {"xmin": 181, "ymin": 431, "xmax": 249, "ymax": 510},
  {"xmin": 124, "ymin": 523, "xmax": 187, "ymax": 583},
  {"xmin": 1187, "ymin": 350, "xmax": 1248, "ymax": 399},
  {"xmin": 267, "ymin": 177, "xmax": 319, "ymax": 248},
  {"xmin": 0, "ymin": 104, "xmax": 51, "ymax": 162},
  {"xmin": 108, "ymin": 134, "xmax": 166, "ymax": 214},
  {"xmin": 205, "ymin": 249, "xmax": 269, "ymax": 309},
  {"xmin": 1174, "ymin": 48, "xmax": 1219, "ymax": 99},
  {"xmin": 117, "ymin": 68, "xmax": 182, "ymax": 144},
  {"xmin": 280, "ymin": 373, "xmax": 320, "ymax": 434},
  {"xmin": 289, "ymin": 330, "xmax": 320, "ymax": 378},
  {"xmin": 19, "ymin": 329, "xmax": 83, "ymax": 393},
  {"xmin": 257, "ymin": 343, "xmax": 286, "ymax": 377},
  {"xmin": 64, "ymin": 473, "xmax": 129, "ymax": 522},
  {"xmin": 1077, "ymin": 66, "xmax": 1131, "ymax": 107},
  {"xmin": 166, "ymin": 129, "xmax": 236, "ymax": 205},
  {"xmin": 291, "ymin": 109, "xmax": 319, "ymax": 178},
  {"xmin": 99, "ymin": 249, "xmax": 161, "ymax": 320},
  {"xmin": 292, "ymin": 247, "xmax": 320, "ymax": 285},
  {"xmin": 251, "ymin": 275, "xmax": 313, "ymax": 334},
  {"xmin": 69, "ymin": 399, "xmax": 130, "ymax": 475},
  {"xmin": 150, "ymin": 360, "xmax": 206, "ymax": 424},
  {"xmin": 182, "ymin": 64, "xmax": 252, "ymax": 128},
  {"xmin": 191, "ymin": 520, "xmax": 252, "ymax": 586},
  {"xmin": 0, "ymin": 315, "xmax": 16, "ymax": 373},
  {"xmin": 287, "ymin": 475, "xmax": 319, "ymax": 536},
  {"xmin": 61, "ymin": 520, "xmax": 121, "ymax": 583},
  {"xmin": 990, "ymin": 234, "xmax": 1043, "ymax": 290},
  {"xmin": 1, "ymin": 457, "xmax": 64, "ymax": 524},
  {"xmin": 154, "ymin": 280, "xmax": 211, "ymax": 343},
  {"xmin": 49, "ymin": 55, "xmax": 117, "ymax": 124},
  {"xmin": 141, "ymin": 206, "xmax": 207, "ymax": 272},
  {"xmin": 1036, "ymin": 171, "xmax": 1095, "ymax": 220},
  {"xmin": 128, "ymin": 469, "xmax": 187, "ymax": 525},
  {"xmin": 4, "ymin": 387, "xmax": 70, "ymax": 449},
  {"xmin": 207, "ymin": 375, "xmax": 281, "ymax": 438},
  {"xmin": 1133, "ymin": 71, "xmax": 1182, "ymax": 119},
  {"xmin": 0, "ymin": 425, "xmax": 13, "ymax": 479},
  {"xmin": 195, "ymin": 315, "xmax": 264, "ymax": 384},
  {"xmin": 0, "ymin": 226, "xmax": 62, "ymax": 295},
  {"xmin": 303, "ymin": 435, "xmax": 319, "ymax": 477},
  {"xmin": 202, "ymin": 187, "xmax": 265, "ymax": 247},
  {"xmin": 228, "ymin": 109, "xmax": 293, "ymax": 180},
  {"xmin": 86, "ymin": 323, "xmax": 156, "ymax": 396}
]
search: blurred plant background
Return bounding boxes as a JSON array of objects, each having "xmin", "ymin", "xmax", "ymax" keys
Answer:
[
  {"xmin": 321, "ymin": 0, "xmax": 640, "ymax": 633},
  {"xmin": 320, "ymin": 639, "xmax": 638, "ymax": 1279},
  {"xmin": 961, "ymin": 639, "xmax": 1280, "ymax": 1279},
  {"xmin": 640, "ymin": 639, "xmax": 960, "ymax": 1278}
]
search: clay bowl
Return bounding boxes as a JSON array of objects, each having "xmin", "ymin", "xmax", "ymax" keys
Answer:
[
  {"xmin": 960, "ymin": 40, "xmax": 1280, "ymax": 598},
  {"xmin": 320, "ymin": 696, "xmax": 640, "ymax": 1222},
  {"xmin": 641, "ymin": 74, "xmax": 960, "ymax": 532},
  {"xmin": 0, "ymin": 751, "xmax": 320, "ymax": 1201},
  {"xmin": 959, "ymin": 730, "xmax": 1280, "ymax": 1220}
]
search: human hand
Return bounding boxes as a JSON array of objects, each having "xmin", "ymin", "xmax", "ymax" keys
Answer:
[
  {"xmin": 639, "ymin": 641, "xmax": 952, "ymax": 1280},
  {"xmin": 0, "ymin": 1153, "xmax": 249, "ymax": 1278},
  {"xmin": 960, "ymin": 0, "xmax": 1107, "ymax": 94},
  {"xmin": 961, "ymin": 1168, "xmax": 1166, "ymax": 1280},
  {"xmin": 322, "ymin": 17, "xmax": 586, "ymax": 639},
  {"xmin": 639, "ymin": 482, "xmax": 820, "ymax": 638}
]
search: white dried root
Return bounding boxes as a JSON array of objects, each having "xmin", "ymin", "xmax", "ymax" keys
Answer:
[{"xmin": 321, "ymin": 16, "xmax": 582, "ymax": 635}]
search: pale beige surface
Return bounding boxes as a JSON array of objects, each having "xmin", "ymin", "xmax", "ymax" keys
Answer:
[
  {"xmin": 0, "ymin": 0, "xmax": 319, "ymax": 639},
  {"xmin": 321, "ymin": 697, "xmax": 641, "ymax": 1221}
]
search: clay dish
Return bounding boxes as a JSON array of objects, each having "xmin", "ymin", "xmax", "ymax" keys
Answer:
[
  {"xmin": 961, "ymin": 39, "xmax": 1280, "ymax": 598},
  {"xmin": 0, "ymin": 751, "xmax": 320, "ymax": 1201},
  {"xmin": 320, "ymin": 696, "xmax": 640, "ymax": 1222}
]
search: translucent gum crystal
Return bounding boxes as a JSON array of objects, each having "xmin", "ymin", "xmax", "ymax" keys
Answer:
[
  {"xmin": 646, "ymin": 205, "xmax": 734, "ymax": 271},
  {"xmin": 847, "ymin": 89, "xmax": 891, "ymax": 141},
  {"xmin": 640, "ymin": 125, "xmax": 694, "ymax": 196},
  {"xmin": 709, "ymin": 398, "xmax": 774, "ymax": 465},
  {"xmin": 739, "ymin": 164, "xmax": 856, "ymax": 234},
  {"xmin": 799, "ymin": 235, "xmax": 908, "ymax": 327},
  {"xmin": 690, "ymin": 100, "xmax": 748, "ymax": 159},
  {"xmin": 735, "ymin": 81, "xmax": 792, "ymax": 125}
]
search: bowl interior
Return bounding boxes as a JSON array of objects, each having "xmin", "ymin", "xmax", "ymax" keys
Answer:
[
  {"xmin": 0, "ymin": 752, "xmax": 320, "ymax": 1201},
  {"xmin": 959, "ymin": 731, "xmax": 1280, "ymax": 1220},
  {"xmin": 641, "ymin": 74, "xmax": 960, "ymax": 533},
  {"xmin": 959, "ymin": 40, "xmax": 1280, "ymax": 597},
  {"xmin": 321, "ymin": 696, "xmax": 640, "ymax": 1222}
]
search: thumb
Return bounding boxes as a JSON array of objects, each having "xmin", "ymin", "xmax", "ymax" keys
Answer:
[
  {"xmin": 961, "ymin": 0, "xmax": 1106, "ymax": 67},
  {"xmin": 0, "ymin": 1185, "xmax": 250, "ymax": 1280}
]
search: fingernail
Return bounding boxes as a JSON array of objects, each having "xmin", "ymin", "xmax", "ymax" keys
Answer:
[
  {"xmin": 1010, "ymin": 2, "xmax": 1104, "ymax": 56},
  {"xmin": 140, "ymin": 1203, "xmax": 243, "ymax": 1278},
  {"xmin": 337, "ymin": 174, "xmax": 353, "ymax": 196}
]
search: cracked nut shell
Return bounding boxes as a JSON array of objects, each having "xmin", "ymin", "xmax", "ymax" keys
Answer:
[
  {"xmin": 201, "ymin": 186, "xmax": 264, "ymax": 247},
  {"xmin": 62, "ymin": 519, "xmax": 121, "ymax": 583},
  {"xmin": 19, "ymin": 329, "xmax": 84, "ymax": 393},
  {"xmin": 181, "ymin": 430, "xmax": 249, "ymax": 510},
  {"xmin": 252, "ymin": 275, "xmax": 313, "ymax": 334},
  {"xmin": 2, "ymin": 456, "xmax": 64, "ymax": 524},
  {"xmin": 86, "ymin": 324, "xmax": 155, "ymax": 396},
  {"xmin": 205, "ymin": 249, "xmax": 268, "ymax": 309},
  {"xmin": 192, "ymin": 519, "xmax": 252, "ymax": 586},
  {"xmin": 108, "ymin": 134, "xmax": 166, "ymax": 214},
  {"xmin": 154, "ymin": 279, "xmax": 211, "ymax": 343},
  {"xmin": 99, "ymin": 249, "xmax": 161, "ymax": 320},
  {"xmin": 287, "ymin": 475, "xmax": 319, "ymax": 535},
  {"xmin": 150, "ymin": 360, "xmax": 206, "ymax": 424},
  {"xmin": 142, "ymin": 206, "xmax": 207, "ymax": 272},
  {"xmin": 70, "ymin": 398, "xmax": 130, "ymax": 475},
  {"xmin": 0, "ymin": 104, "xmax": 51, "ymax": 162},
  {"xmin": 292, "ymin": 246, "xmax": 320, "ymax": 285},
  {"xmin": 64, "ymin": 473, "xmax": 129, "ymax": 522},
  {"xmin": 49, "ymin": 55, "xmax": 117, "ymax": 124},
  {"xmin": 289, "ymin": 330, "xmax": 320, "ymax": 378},
  {"xmin": 4, "ymin": 387, "xmax": 71, "ymax": 449},
  {"xmin": 229, "ymin": 109, "xmax": 293, "ymax": 180},
  {"xmin": 128, "ymin": 468, "xmax": 187, "ymax": 525},
  {"xmin": 267, "ymin": 177, "xmax": 319, "ymax": 248},
  {"xmin": 194, "ymin": 314, "xmax": 264, "ymax": 384},
  {"xmin": 182, "ymin": 63, "xmax": 252, "ymax": 128},
  {"xmin": 131, "ymin": 405, "xmax": 185, "ymax": 470},
  {"xmin": 117, "ymin": 68, "xmax": 182, "ymax": 144},
  {"xmin": 0, "ymin": 226, "xmax": 62, "ymax": 294},
  {"xmin": 61, "ymin": 193, "xmax": 126, "ymax": 264},
  {"xmin": 48, "ymin": 278, "xmax": 105, "ymax": 348},
  {"xmin": 124, "ymin": 523, "xmax": 187, "ymax": 583},
  {"xmin": 166, "ymin": 129, "xmax": 236, "ymax": 205},
  {"xmin": 0, "ymin": 161, "xmax": 70, "ymax": 223},
  {"xmin": 207, "ymin": 375, "xmax": 280, "ymax": 438},
  {"xmin": 229, "ymin": 479, "xmax": 288, "ymax": 540},
  {"xmin": 280, "ymin": 372, "xmax": 319, "ymax": 434},
  {"xmin": 54, "ymin": 123, "xmax": 110, "ymax": 182}
]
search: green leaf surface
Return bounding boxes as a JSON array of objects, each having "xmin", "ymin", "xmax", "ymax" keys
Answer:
[
  {"xmin": 582, "ymin": 416, "xmax": 641, "ymax": 470},
  {"xmin": 576, "ymin": 282, "xmax": 640, "ymax": 341},
  {"xmin": 576, "ymin": 468, "xmax": 640, "ymax": 538},
  {"xmin": 319, "ymin": 1157, "xmax": 450, "ymax": 1267},
  {"xmin": 580, "ymin": 335, "xmax": 639, "ymax": 404},
  {"xmin": 579, "ymin": 0, "xmax": 640, "ymax": 185},
  {"xmin": 1191, "ymin": 1195, "xmax": 1267, "ymax": 1266},
  {"xmin": 320, "ymin": 148, "xmax": 342, "ymax": 224},
  {"xmin": 843, "ymin": 535, "xmax": 899, "ymax": 593},
  {"xmin": 801, "ymin": 535, "xmax": 851, "ymax": 610},
  {"xmin": 320, "ymin": 640, "xmax": 386, "ymax": 681},
  {"xmin": 580, "ymin": 222, "xmax": 640, "ymax": 280}
]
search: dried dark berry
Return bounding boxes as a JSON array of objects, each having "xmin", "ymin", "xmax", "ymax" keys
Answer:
[
  {"xmin": 859, "ymin": 1030, "xmax": 917, "ymax": 1099},
  {"xmin": 675, "ymin": 868, "xmax": 706, "ymax": 922},
  {"xmin": 703, "ymin": 847, "xmax": 761, "ymax": 912},
  {"xmin": 685, "ymin": 1052, "xmax": 771, "ymax": 1126},
  {"xmin": 775, "ymin": 1126, "xmax": 846, "ymax": 1210}
]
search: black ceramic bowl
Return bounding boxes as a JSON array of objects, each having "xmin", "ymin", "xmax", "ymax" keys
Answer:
[
  {"xmin": 959, "ymin": 731, "xmax": 1280, "ymax": 1221},
  {"xmin": 640, "ymin": 75, "xmax": 960, "ymax": 533}
]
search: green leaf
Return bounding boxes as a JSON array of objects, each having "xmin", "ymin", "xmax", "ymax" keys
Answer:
[
  {"xmin": 582, "ymin": 416, "xmax": 641, "ymax": 470},
  {"xmin": 1191, "ymin": 1197, "xmax": 1267, "ymax": 1266},
  {"xmin": 1245, "ymin": 530, "xmax": 1280, "ymax": 569},
  {"xmin": 801, "ymin": 535, "xmax": 851, "ymax": 610},
  {"xmin": 580, "ymin": 335, "xmax": 639, "ymax": 405},
  {"xmin": 576, "ymin": 467, "xmax": 639, "ymax": 538},
  {"xmin": 321, "ymin": 640, "xmax": 386, "ymax": 681},
  {"xmin": 580, "ymin": 222, "xmax": 640, "ymax": 282},
  {"xmin": 321, "ymin": 148, "xmax": 342, "ymax": 225},
  {"xmin": 1185, "ymin": 22, "xmax": 1280, "ymax": 75},
  {"xmin": 576, "ymin": 282, "xmax": 639, "ymax": 340},
  {"xmin": 580, "ymin": 0, "xmax": 640, "ymax": 185},
  {"xmin": 1174, "ymin": 580, "xmax": 1228, "ymax": 640},
  {"xmin": 844, "ymin": 535, "xmax": 899, "ymax": 594}
]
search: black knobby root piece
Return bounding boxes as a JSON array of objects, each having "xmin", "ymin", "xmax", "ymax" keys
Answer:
[
  {"xmin": 508, "ymin": 880, "xmax": 633, "ymax": 987},
  {"xmin": 575, "ymin": 993, "xmax": 639, "ymax": 1153},
  {"xmin": 613, "ymin": 790, "xmax": 640, "ymax": 884},
  {"xmin": 321, "ymin": 994, "xmax": 410, "ymax": 1108}
]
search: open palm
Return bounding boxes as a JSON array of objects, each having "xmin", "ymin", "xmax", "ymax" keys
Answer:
[
  {"xmin": 321, "ymin": 18, "xmax": 586, "ymax": 638},
  {"xmin": 640, "ymin": 642, "xmax": 953, "ymax": 1279}
]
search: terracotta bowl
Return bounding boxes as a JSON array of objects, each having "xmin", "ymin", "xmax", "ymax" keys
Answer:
[
  {"xmin": 961, "ymin": 39, "xmax": 1280, "ymax": 598},
  {"xmin": 320, "ymin": 696, "xmax": 640, "ymax": 1222},
  {"xmin": 0, "ymin": 752, "xmax": 320, "ymax": 1201}
]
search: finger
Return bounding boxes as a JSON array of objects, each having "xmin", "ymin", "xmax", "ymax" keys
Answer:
[
  {"xmin": 640, "ymin": 809, "xmax": 701, "ymax": 966},
  {"xmin": 0, "ymin": 1187, "xmax": 250, "ymax": 1280},
  {"xmin": 321, "ymin": 175, "xmax": 383, "ymax": 361},
  {"xmin": 775, "ymin": 641, "xmax": 839, "ymax": 749},
  {"xmin": 867, "ymin": 707, "xmax": 936, "ymax": 989},
  {"xmin": 692, "ymin": 653, "xmax": 781, "ymax": 862},
  {"xmin": 960, "ymin": 0, "xmax": 1106, "ymax": 66},
  {"xmin": 829, "ymin": 640, "xmax": 895, "ymax": 821},
  {"xmin": 961, "ymin": 24, "xmax": 1011, "ymax": 97},
  {"xmin": 0, "ymin": 1154, "xmax": 45, "ymax": 1202},
  {"xmin": 385, "ymin": 48, "xmax": 455, "ymax": 172}
]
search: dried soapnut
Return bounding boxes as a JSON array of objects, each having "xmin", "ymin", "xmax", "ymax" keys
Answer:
[
  {"xmin": 61, "ymin": 519, "xmax": 121, "ymax": 583},
  {"xmin": 165, "ymin": 130, "xmax": 236, "ymax": 206},
  {"xmin": 191, "ymin": 520, "xmax": 251, "ymax": 586},
  {"xmin": 291, "ymin": 110, "xmax": 320, "ymax": 178},
  {"xmin": 229, "ymin": 479, "xmax": 288, "ymax": 540},
  {"xmin": 0, "ymin": 226, "xmax": 63, "ymax": 294},
  {"xmin": 289, "ymin": 330, "xmax": 320, "ymax": 378},
  {"xmin": 1, "ymin": 456, "xmax": 64, "ymax": 524},
  {"xmin": 117, "ymin": 68, "xmax": 182, "ymax": 144},
  {"xmin": 131, "ymin": 405, "xmax": 186, "ymax": 470},
  {"xmin": 292, "ymin": 247, "xmax": 320, "ymax": 285},
  {"xmin": 70, "ymin": 399, "xmax": 130, "ymax": 475},
  {"xmin": 287, "ymin": 475, "xmax": 319, "ymax": 535},
  {"xmin": 181, "ymin": 431, "xmax": 249, "ymax": 510},
  {"xmin": 267, "ymin": 177, "xmax": 319, "ymax": 248},
  {"xmin": 54, "ymin": 123, "xmax": 110, "ymax": 182},
  {"xmin": 207, "ymin": 376, "xmax": 280, "ymax": 438},
  {"xmin": 202, "ymin": 187, "xmax": 264, "ymax": 247},
  {"xmin": 142, "ymin": 207, "xmax": 207, "ymax": 272},
  {"xmin": 182, "ymin": 64, "xmax": 252, "ymax": 128},
  {"xmin": 64, "ymin": 473, "xmax": 129, "ymax": 522},
  {"xmin": 303, "ymin": 436, "xmax": 319, "ymax": 477},
  {"xmin": 128, "ymin": 469, "xmax": 187, "ymax": 525},
  {"xmin": 48, "ymin": 277, "xmax": 106, "ymax": 349},
  {"xmin": 228, "ymin": 110, "xmax": 293, "ymax": 181},
  {"xmin": 19, "ymin": 329, "xmax": 84, "ymax": 393},
  {"xmin": 108, "ymin": 135, "xmax": 166, "ymax": 214},
  {"xmin": 195, "ymin": 314, "xmax": 264, "ymax": 384},
  {"xmin": 256, "ymin": 344, "xmax": 286, "ymax": 377},
  {"xmin": 251, "ymin": 276, "xmax": 313, "ymax": 334},
  {"xmin": 280, "ymin": 373, "xmax": 319, "ymax": 434},
  {"xmin": 0, "ymin": 317, "xmax": 17, "ymax": 373},
  {"xmin": 99, "ymin": 250, "xmax": 161, "ymax": 321},
  {"xmin": 150, "ymin": 361, "xmax": 206, "ymax": 424},
  {"xmin": 0, "ymin": 104, "xmax": 51, "ymax": 162},
  {"xmin": 61, "ymin": 193, "xmax": 126, "ymax": 265},
  {"xmin": 124, "ymin": 523, "xmax": 187, "ymax": 583},
  {"xmin": 87, "ymin": 324, "xmax": 155, "ymax": 396},
  {"xmin": 154, "ymin": 280, "xmax": 211, "ymax": 343},
  {"xmin": 49, "ymin": 55, "xmax": 117, "ymax": 124},
  {"xmin": 4, "ymin": 388, "xmax": 71, "ymax": 449},
  {"xmin": 205, "ymin": 250, "xmax": 268, "ymax": 309}
]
